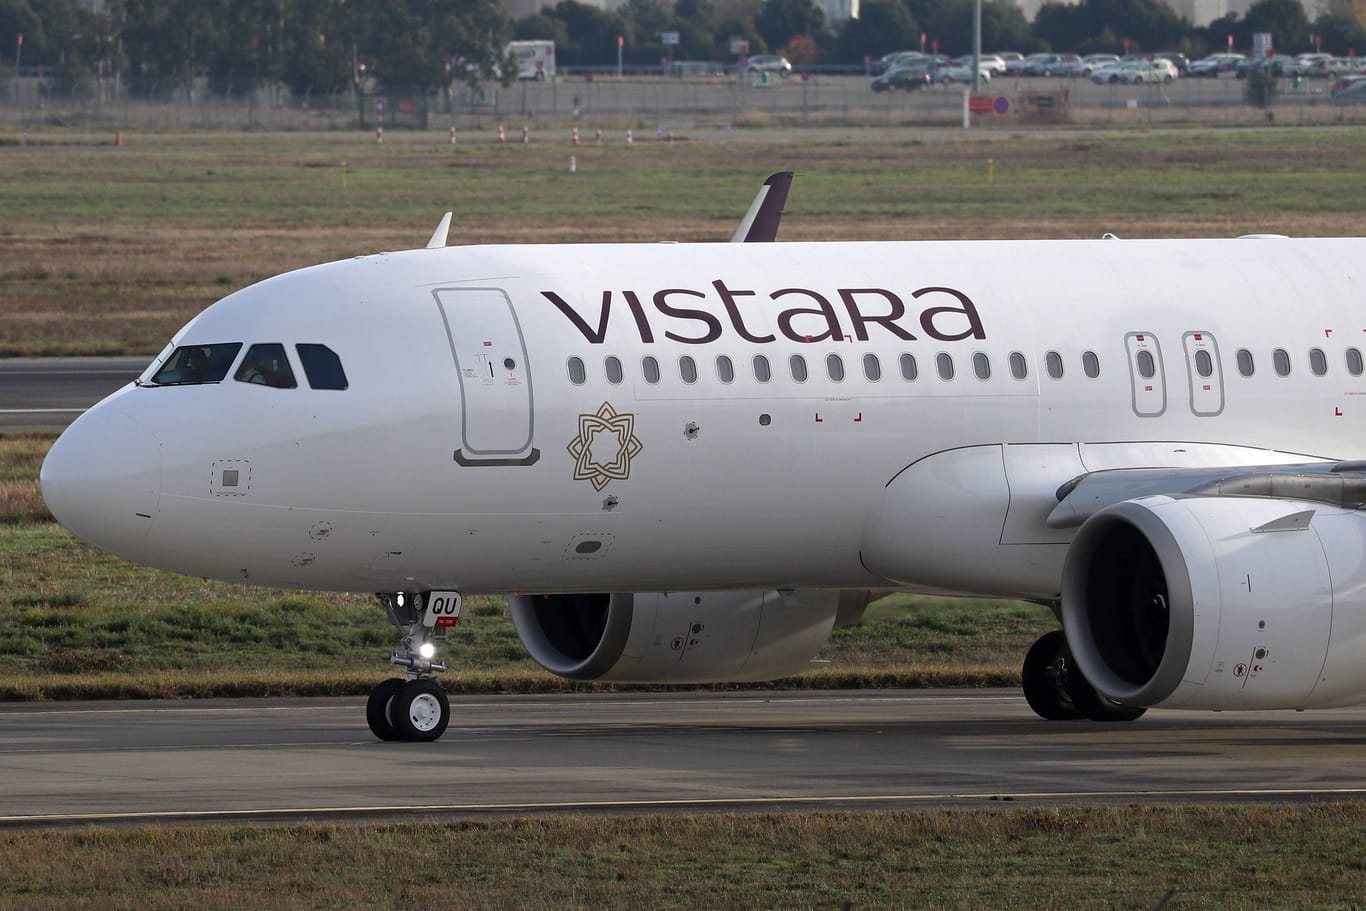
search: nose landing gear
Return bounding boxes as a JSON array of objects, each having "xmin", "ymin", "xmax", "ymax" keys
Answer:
[{"xmin": 368, "ymin": 591, "xmax": 458, "ymax": 742}]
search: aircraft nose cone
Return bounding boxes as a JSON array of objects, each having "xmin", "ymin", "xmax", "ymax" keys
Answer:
[{"xmin": 41, "ymin": 403, "xmax": 161, "ymax": 551}]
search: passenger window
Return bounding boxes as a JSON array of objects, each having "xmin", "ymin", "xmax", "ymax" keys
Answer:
[
  {"xmin": 1236, "ymin": 349, "xmax": 1254, "ymax": 377},
  {"xmin": 679, "ymin": 355, "xmax": 698, "ymax": 384},
  {"xmin": 1082, "ymin": 351, "xmax": 1100, "ymax": 379},
  {"xmin": 1273, "ymin": 348, "xmax": 1291, "ymax": 377},
  {"xmin": 1348, "ymin": 348, "xmax": 1364, "ymax": 377},
  {"xmin": 1045, "ymin": 351, "xmax": 1064, "ymax": 379},
  {"xmin": 605, "ymin": 356, "xmax": 624, "ymax": 385},
  {"xmin": 296, "ymin": 344, "xmax": 348, "ymax": 390},
  {"xmin": 642, "ymin": 356, "xmax": 660, "ymax": 385},
  {"xmin": 790, "ymin": 355, "xmax": 808, "ymax": 383},
  {"xmin": 936, "ymin": 353, "xmax": 954, "ymax": 381},
  {"xmin": 234, "ymin": 343, "xmax": 297, "ymax": 389},
  {"xmin": 827, "ymin": 354, "xmax": 845, "ymax": 382},
  {"xmin": 1195, "ymin": 350, "xmax": 1214, "ymax": 378},
  {"xmin": 973, "ymin": 352, "xmax": 990, "ymax": 380},
  {"xmin": 1137, "ymin": 350, "xmax": 1156, "ymax": 379},
  {"xmin": 716, "ymin": 355, "xmax": 734, "ymax": 383},
  {"xmin": 150, "ymin": 342, "xmax": 242, "ymax": 386},
  {"xmin": 1310, "ymin": 348, "xmax": 1327, "ymax": 377},
  {"xmin": 753, "ymin": 355, "xmax": 771, "ymax": 383},
  {"xmin": 568, "ymin": 356, "xmax": 586, "ymax": 385},
  {"xmin": 864, "ymin": 353, "xmax": 881, "ymax": 382},
  {"xmin": 1009, "ymin": 352, "xmax": 1027, "ymax": 380},
  {"xmin": 899, "ymin": 353, "xmax": 918, "ymax": 381}
]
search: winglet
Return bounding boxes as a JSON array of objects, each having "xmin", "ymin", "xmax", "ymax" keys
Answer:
[
  {"xmin": 730, "ymin": 172, "xmax": 793, "ymax": 243},
  {"xmin": 426, "ymin": 212, "xmax": 453, "ymax": 249}
]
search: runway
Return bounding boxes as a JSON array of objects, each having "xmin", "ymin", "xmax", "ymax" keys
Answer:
[
  {"xmin": 2, "ymin": 689, "xmax": 1365, "ymax": 829},
  {"xmin": 0, "ymin": 356, "xmax": 146, "ymax": 432}
]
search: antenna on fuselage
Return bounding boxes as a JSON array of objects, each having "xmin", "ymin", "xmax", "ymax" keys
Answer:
[
  {"xmin": 426, "ymin": 212, "xmax": 453, "ymax": 249},
  {"xmin": 730, "ymin": 171, "xmax": 794, "ymax": 243}
]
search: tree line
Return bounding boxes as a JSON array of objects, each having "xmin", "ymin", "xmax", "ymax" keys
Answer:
[{"xmin": 4, "ymin": 0, "xmax": 1365, "ymax": 97}]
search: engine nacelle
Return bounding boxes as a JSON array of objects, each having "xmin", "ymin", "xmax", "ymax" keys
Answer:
[
  {"xmin": 509, "ymin": 590, "xmax": 870, "ymax": 683},
  {"xmin": 1061, "ymin": 495, "xmax": 1366, "ymax": 711}
]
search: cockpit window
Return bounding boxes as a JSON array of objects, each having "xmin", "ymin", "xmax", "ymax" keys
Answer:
[
  {"xmin": 234, "ymin": 343, "xmax": 298, "ymax": 389},
  {"xmin": 296, "ymin": 344, "xmax": 349, "ymax": 390},
  {"xmin": 149, "ymin": 343, "xmax": 242, "ymax": 386}
]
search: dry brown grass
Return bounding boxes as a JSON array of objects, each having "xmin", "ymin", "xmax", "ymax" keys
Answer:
[
  {"xmin": 1, "ymin": 804, "xmax": 1363, "ymax": 909},
  {"xmin": 4, "ymin": 128, "xmax": 1366, "ymax": 355}
]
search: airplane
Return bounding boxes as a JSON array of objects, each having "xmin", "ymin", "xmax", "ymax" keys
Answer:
[{"xmin": 39, "ymin": 172, "xmax": 1366, "ymax": 742}]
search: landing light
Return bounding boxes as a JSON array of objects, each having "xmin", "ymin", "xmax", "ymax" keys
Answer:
[{"xmin": 419, "ymin": 643, "xmax": 436, "ymax": 660}]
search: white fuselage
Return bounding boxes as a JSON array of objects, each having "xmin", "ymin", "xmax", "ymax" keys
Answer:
[{"xmin": 40, "ymin": 237, "xmax": 1366, "ymax": 598}]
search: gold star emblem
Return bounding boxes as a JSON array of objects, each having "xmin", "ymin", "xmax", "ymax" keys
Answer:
[{"xmin": 567, "ymin": 402, "xmax": 644, "ymax": 491}]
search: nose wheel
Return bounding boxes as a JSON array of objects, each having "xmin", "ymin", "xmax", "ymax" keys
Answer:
[
  {"xmin": 368, "ymin": 591, "xmax": 459, "ymax": 742},
  {"xmin": 367, "ymin": 677, "xmax": 450, "ymax": 742}
]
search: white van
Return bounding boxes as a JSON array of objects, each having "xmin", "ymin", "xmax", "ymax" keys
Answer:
[{"xmin": 505, "ymin": 41, "xmax": 556, "ymax": 80}]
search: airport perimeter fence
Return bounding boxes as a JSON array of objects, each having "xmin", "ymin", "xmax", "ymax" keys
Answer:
[{"xmin": 4, "ymin": 72, "xmax": 1366, "ymax": 133}]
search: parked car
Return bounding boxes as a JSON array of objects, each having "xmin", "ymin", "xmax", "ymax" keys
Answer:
[
  {"xmin": 1021, "ymin": 53, "xmax": 1078, "ymax": 77},
  {"xmin": 1065, "ymin": 53, "xmax": 1119, "ymax": 77},
  {"xmin": 1307, "ymin": 57, "xmax": 1366, "ymax": 79},
  {"xmin": 869, "ymin": 50, "xmax": 921, "ymax": 76},
  {"xmin": 1090, "ymin": 60, "xmax": 1139, "ymax": 84},
  {"xmin": 1237, "ymin": 55, "xmax": 1295, "ymax": 78},
  {"xmin": 1188, "ymin": 53, "xmax": 1245, "ymax": 77},
  {"xmin": 950, "ymin": 54, "xmax": 1006, "ymax": 76},
  {"xmin": 1330, "ymin": 73, "xmax": 1366, "ymax": 96},
  {"xmin": 1155, "ymin": 52, "xmax": 1190, "ymax": 75},
  {"xmin": 744, "ymin": 54, "xmax": 791, "ymax": 76},
  {"xmin": 870, "ymin": 63, "xmax": 932, "ymax": 92},
  {"xmin": 1330, "ymin": 78, "xmax": 1366, "ymax": 102},
  {"xmin": 935, "ymin": 63, "xmax": 992, "ymax": 85}
]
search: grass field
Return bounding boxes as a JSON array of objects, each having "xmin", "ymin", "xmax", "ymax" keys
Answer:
[
  {"xmin": 4, "ymin": 126, "xmax": 1366, "ymax": 356},
  {"xmin": 3, "ymin": 804, "xmax": 1364, "ymax": 910}
]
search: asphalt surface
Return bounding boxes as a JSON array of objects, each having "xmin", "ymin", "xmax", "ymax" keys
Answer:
[
  {"xmin": 2, "ymin": 689, "xmax": 1364, "ymax": 829},
  {"xmin": 0, "ymin": 356, "xmax": 145, "ymax": 432}
]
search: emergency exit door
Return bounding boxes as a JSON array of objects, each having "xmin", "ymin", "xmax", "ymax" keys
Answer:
[{"xmin": 434, "ymin": 287, "xmax": 538, "ymax": 465}]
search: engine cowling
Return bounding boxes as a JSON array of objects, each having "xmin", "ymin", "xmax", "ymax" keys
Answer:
[
  {"xmin": 508, "ymin": 590, "xmax": 870, "ymax": 683},
  {"xmin": 1061, "ymin": 494, "xmax": 1366, "ymax": 711}
]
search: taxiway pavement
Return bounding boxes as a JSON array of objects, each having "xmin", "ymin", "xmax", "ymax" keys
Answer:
[
  {"xmin": 2, "ymin": 689, "xmax": 1364, "ymax": 828},
  {"xmin": 0, "ymin": 356, "xmax": 145, "ymax": 432}
]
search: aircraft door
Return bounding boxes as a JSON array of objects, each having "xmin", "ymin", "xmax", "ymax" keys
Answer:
[
  {"xmin": 1183, "ymin": 331, "xmax": 1224, "ymax": 417},
  {"xmin": 434, "ymin": 287, "xmax": 539, "ymax": 465},
  {"xmin": 1123, "ymin": 332, "xmax": 1166, "ymax": 417}
]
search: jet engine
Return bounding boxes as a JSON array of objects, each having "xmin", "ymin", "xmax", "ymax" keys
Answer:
[
  {"xmin": 1061, "ymin": 494, "xmax": 1366, "ymax": 711},
  {"xmin": 508, "ymin": 589, "xmax": 872, "ymax": 683}
]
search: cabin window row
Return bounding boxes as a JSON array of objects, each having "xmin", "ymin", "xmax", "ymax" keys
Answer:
[
  {"xmin": 566, "ymin": 349, "xmax": 1105, "ymax": 387},
  {"xmin": 1234, "ymin": 347, "xmax": 1364, "ymax": 379}
]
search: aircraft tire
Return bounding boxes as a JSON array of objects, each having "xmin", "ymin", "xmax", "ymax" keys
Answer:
[
  {"xmin": 1021, "ymin": 630, "xmax": 1083, "ymax": 720},
  {"xmin": 392, "ymin": 679, "xmax": 451, "ymax": 742},
  {"xmin": 366, "ymin": 677, "xmax": 407, "ymax": 741},
  {"xmin": 1070, "ymin": 678, "xmax": 1148, "ymax": 722}
]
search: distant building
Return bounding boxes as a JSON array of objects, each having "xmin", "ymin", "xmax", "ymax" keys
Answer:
[
  {"xmin": 501, "ymin": 0, "xmax": 859, "ymax": 28},
  {"xmin": 818, "ymin": 0, "xmax": 861, "ymax": 27},
  {"xmin": 500, "ymin": 0, "xmax": 627, "ymax": 19},
  {"xmin": 1005, "ymin": 0, "xmax": 1316, "ymax": 27}
]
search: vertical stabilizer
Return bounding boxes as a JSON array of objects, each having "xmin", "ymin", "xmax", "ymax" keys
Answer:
[{"xmin": 730, "ymin": 172, "xmax": 794, "ymax": 243}]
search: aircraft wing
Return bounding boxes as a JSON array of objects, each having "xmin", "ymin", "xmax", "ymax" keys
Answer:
[{"xmin": 1046, "ymin": 461, "xmax": 1366, "ymax": 529}]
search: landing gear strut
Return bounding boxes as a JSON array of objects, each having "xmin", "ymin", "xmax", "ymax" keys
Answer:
[
  {"xmin": 367, "ymin": 591, "xmax": 454, "ymax": 742},
  {"xmin": 1021, "ymin": 630, "xmax": 1146, "ymax": 722}
]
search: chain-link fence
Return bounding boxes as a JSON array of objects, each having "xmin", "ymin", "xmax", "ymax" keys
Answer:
[{"xmin": 4, "ymin": 72, "xmax": 1364, "ymax": 131}]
